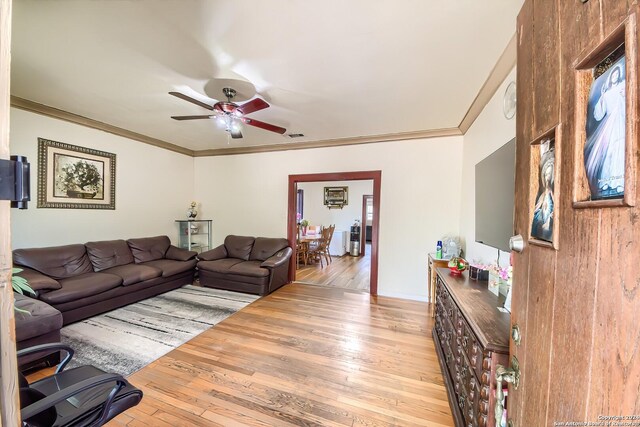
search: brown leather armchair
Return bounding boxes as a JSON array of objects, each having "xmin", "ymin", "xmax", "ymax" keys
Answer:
[{"xmin": 197, "ymin": 235, "xmax": 292, "ymax": 295}]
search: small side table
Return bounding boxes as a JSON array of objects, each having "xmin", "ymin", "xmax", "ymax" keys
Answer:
[
  {"xmin": 175, "ymin": 219, "xmax": 212, "ymax": 253},
  {"xmin": 428, "ymin": 253, "xmax": 449, "ymax": 315}
]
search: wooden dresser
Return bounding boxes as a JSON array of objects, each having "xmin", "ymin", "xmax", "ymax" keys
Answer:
[{"xmin": 433, "ymin": 268, "xmax": 510, "ymax": 427}]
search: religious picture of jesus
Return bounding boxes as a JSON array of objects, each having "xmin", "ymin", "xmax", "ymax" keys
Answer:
[{"xmin": 584, "ymin": 55, "xmax": 626, "ymax": 200}]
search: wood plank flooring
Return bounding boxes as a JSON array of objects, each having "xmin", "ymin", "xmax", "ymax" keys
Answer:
[
  {"xmin": 296, "ymin": 245, "xmax": 371, "ymax": 291},
  {"xmin": 106, "ymin": 283, "xmax": 452, "ymax": 426}
]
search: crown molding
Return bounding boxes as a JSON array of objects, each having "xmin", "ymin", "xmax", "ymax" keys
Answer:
[
  {"xmin": 10, "ymin": 96, "xmax": 194, "ymax": 156},
  {"xmin": 11, "ymin": 31, "xmax": 515, "ymax": 158},
  {"xmin": 458, "ymin": 32, "xmax": 517, "ymax": 134},
  {"xmin": 192, "ymin": 127, "xmax": 463, "ymax": 157}
]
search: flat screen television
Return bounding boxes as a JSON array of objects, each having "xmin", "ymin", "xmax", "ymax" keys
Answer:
[{"xmin": 475, "ymin": 138, "xmax": 516, "ymax": 252}]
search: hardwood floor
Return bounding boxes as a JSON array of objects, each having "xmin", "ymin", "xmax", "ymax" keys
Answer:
[
  {"xmin": 296, "ymin": 244, "xmax": 371, "ymax": 291},
  {"xmin": 106, "ymin": 283, "xmax": 453, "ymax": 426}
]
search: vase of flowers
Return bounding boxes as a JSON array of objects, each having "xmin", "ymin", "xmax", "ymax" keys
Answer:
[
  {"xmin": 300, "ymin": 219, "xmax": 309, "ymax": 236},
  {"xmin": 488, "ymin": 264, "xmax": 512, "ymax": 297},
  {"xmin": 187, "ymin": 201, "xmax": 198, "ymax": 219}
]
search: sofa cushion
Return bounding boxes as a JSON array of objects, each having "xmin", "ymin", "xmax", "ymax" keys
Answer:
[
  {"xmin": 13, "ymin": 267, "xmax": 61, "ymax": 292},
  {"xmin": 85, "ymin": 239, "xmax": 135, "ymax": 272},
  {"xmin": 126, "ymin": 236, "xmax": 171, "ymax": 264},
  {"xmin": 13, "ymin": 244, "xmax": 93, "ymax": 280},
  {"xmin": 197, "ymin": 258, "xmax": 245, "ymax": 274},
  {"xmin": 224, "ymin": 235, "xmax": 255, "ymax": 261},
  {"xmin": 200, "ymin": 270, "xmax": 269, "ymax": 287},
  {"xmin": 249, "ymin": 237, "xmax": 290, "ymax": 261},
  {"xmin": 39, "ymin": 273, "xmax": 123, "ymax": 305},
  {"xmin": 142, "ymin": 259, "xmax": 197, "ymax": 278},
  {"xmin": 101, "ymin": 264, "xmax": 162, "ymax": 286},
  {"xmin": 165, "ymin": 245, "xmax": 197, "ymax": 261},
  {"xmin": 14, "ymin": 294, "xmax": 63, "ymax": 342},
  {"xmin": 229, "ymin": 260, "xmax": 270, "ymax": 278}
]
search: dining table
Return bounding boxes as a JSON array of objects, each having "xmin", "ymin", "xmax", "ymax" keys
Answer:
[{"xmin": 297, "ymin": 234, "xmax": 323, "ymax": 267}]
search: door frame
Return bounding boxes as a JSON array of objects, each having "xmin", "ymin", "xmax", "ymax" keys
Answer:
[
  {"xmin": 287, "ymin": 170, "xmax": 381, "ymax": 295},
  {"xmin": 361, "ymin": 194, "xmax": 373, "ymax": 256}
]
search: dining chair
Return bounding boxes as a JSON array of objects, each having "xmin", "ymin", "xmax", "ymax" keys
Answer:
[
  {"xmin": 308, "ymin": 227, "xmax": 331, "ymax": 267},
  {"xmin": 296, "ymin": 225, "xmax": 308, "ymax": 268}
]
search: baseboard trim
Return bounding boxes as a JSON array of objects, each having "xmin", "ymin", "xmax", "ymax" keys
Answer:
[{"xmin": 376, "ymin": 290, "xmax": 429, "ymax": 302}]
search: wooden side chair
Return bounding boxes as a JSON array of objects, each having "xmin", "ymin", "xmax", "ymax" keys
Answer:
[
  {"xmin": 296, "ymin": 225, "xmax": 308, "ymax": 268},
  {"xmin": 308, "ymin": 227, "xmax": 331, "ymax": 267}
]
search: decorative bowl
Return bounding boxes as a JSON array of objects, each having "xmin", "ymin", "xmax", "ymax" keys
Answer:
[{"xmin": 448, "ymin": 257, "xmax": 468, "ymax": 276}]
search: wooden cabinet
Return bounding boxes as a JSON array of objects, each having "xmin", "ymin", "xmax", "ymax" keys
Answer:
[{"xmin": 433, "ymin": 268, "xmax": 510, "ymax": 427}]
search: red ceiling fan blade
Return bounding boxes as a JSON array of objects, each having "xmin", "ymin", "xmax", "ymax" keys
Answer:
[
  {"xmin": 240, "ymin": 117, "xmax": 286, "ymax": 134},
  {"xmin": 171, "ymin": 115, "xmax": 214, "ymax": 120},
  {"xmin": 169, "ymin": 92, "xmax": 214, "ymax": 111},
  {"xmin": 237, "ymin": 98, "xmax": 269, "ymax": 115}
]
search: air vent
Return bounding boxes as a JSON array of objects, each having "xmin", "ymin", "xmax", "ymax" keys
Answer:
[{"xmin": 288, "ymin": 133, "xmax": 305, "ymax": 138}]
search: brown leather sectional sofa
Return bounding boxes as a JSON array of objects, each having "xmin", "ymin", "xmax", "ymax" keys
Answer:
[
  {"xmin": 198, "ymin": 235, "xmax": 292, "ymax": 295},
  {"xmin": 13, "ymin": 235, "xmax": 197, "ymax": 325}
]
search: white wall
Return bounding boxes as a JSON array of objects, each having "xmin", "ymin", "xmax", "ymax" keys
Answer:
[
  {"xmin": 10, "ymin": 108, "xmax": 194, "ymax": 248},
  {"xmin": 297, "ymin": 180, "xmax": 373, "ymax": 233},
  {"xmin": 194, "ymin": 136, "xmax": 464, "ymax": 301},
  {"xmin": 459, "ymin": 68, "xmax": 516, "ymax": 268}
]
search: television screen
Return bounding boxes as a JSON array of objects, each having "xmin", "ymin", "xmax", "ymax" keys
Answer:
[{"xmin": 475, "ymin": 138, "xmax": 516, "ymax": 252}]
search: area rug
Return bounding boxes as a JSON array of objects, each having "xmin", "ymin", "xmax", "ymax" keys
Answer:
[{"xmin": 60, "ymin": 285, "xmax": 259, "ymax": 376}]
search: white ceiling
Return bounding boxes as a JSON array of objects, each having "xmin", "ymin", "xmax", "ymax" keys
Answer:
[{"xmin": 11, "ymin": 0, "xmax": 523, "ymax": 152}]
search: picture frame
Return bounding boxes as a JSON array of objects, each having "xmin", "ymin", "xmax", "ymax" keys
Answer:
[
  {"xmin": 573, "ymin": 14, "xmax": 637, "ymax": 208},
  {"xmin": 37, "ymin": 138, "xmax": 116, "ymax": 209},
  {"xmin": 324, "ymin": 186, "xmax": 348, "ymax": 209},
  {"xmin": 528, "ymin": 125, "xmax": 561, "ymax": 250}
]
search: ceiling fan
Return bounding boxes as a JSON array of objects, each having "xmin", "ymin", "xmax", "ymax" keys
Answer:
[{"xmin": 169, "ymin": 87, "xmax": 286, "ymax": 139}]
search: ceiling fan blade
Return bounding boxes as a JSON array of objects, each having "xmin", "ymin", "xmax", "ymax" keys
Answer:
[
  {"xmin": 240, "ymin": 117, "xmax": 286, "ymax": 134},
  {"xmin": 230, "ymin": 128, "xmax": 243, "ymax": 139},
  {"xmin": 237, "ymin": 98, "xmax": 269, "ymax": 115},
  {"xmin": 171, "ymin": 115, "xmax": 214, "ymax": 121},
  {"xmin": 169, "ymin": 91, "xmax": 214, "ymax": 111}
]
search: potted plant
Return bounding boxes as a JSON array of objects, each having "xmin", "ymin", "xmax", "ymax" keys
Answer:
[{"xmin": 12, "ymin": 268, "xmax": 35, "ymax": 314}]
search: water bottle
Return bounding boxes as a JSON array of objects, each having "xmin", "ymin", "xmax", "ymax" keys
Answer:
[{"xmin": 436, "ymin": 240, "xmax": 443, "ymax": 259}]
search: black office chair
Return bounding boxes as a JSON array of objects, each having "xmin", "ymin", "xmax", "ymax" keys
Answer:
[{"xmin": 17, "ymin": 343, "xmax": 143, "ymax": 427}]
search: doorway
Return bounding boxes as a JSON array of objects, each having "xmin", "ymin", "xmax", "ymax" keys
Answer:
[
  {"xmin": 360, "ymin": 194, "xmax": 373, "ymax": 257},
  {"xmin": 287, "ymin": 171, "xmax": 381, "ymax": 295}
]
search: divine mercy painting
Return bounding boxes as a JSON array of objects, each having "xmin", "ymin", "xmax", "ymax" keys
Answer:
[
  {"xmin": 584, "ymin": 54, "xmax": 626, "ymax": 200},
  {"xmin": 531, "ymin": 140, "xmax": 555, "ymax": 243}
]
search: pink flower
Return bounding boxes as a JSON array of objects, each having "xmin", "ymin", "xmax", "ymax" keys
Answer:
[{"xmin": 296, "ymin": 213, "xmax": 302, "ymax": 221}]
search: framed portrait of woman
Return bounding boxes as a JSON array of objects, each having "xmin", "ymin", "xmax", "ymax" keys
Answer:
[
  {"xmin": 531, "ymin": 139, "xmax": 555, "ymax": 243},
  {"xmin": 584, "ymin": 54, "xmax": 626, "ymax": 200}
]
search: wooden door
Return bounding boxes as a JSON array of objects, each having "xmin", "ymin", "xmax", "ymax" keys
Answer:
[
  {"xmin": 0, "ymin": 0, "xmax": 20, "ymax": 425},
  {"xmin": 508, "ymin": 1, "xmax": 640, "ymax": 425}
]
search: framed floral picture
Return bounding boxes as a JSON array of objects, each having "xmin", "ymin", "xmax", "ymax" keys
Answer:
[{"xmin": 37, "ymin": 138, "xmax": 116, "ymax": 209}]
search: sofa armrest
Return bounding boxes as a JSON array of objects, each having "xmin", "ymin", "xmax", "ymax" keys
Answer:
[
  {"xmin": 261, "ymin": 247, "xmax": 293, "ymax": 269},
  {"xmin": 198, "ymin": 244, "xmax": 228, "ymax": 261},
  {"xmin": 13, "ymin": 267, "xmax": 61, "ymax": 292},
  {"xmin": 165, "ymin": 245, "xmax": 197, "ymax": 261}
]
